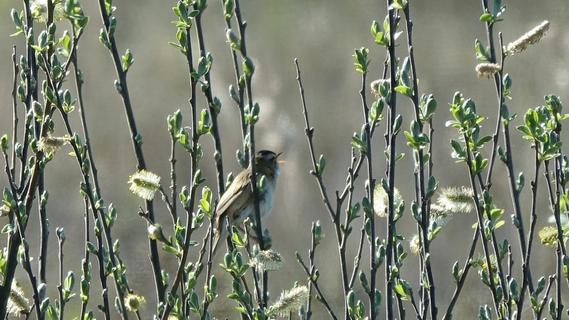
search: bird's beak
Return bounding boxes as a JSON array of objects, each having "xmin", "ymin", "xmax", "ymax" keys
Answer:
[{"xmin": 276, "ymin": 152, "xmax": 286, "ymax": 164}]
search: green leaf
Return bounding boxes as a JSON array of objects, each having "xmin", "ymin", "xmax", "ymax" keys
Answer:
[
  {"xmin": 353, "ymin": 47, "xmax": 370, "ymax": 74},
  {"xmin": 494, "ymin": 220, "xmax": 505, "ymax": 230},
  {"xmin": 351, "ymin": 134, "xmax": 367, "ymax": 153},
  {"xmin": 242, "ymin": 57, "xmax": 255, "ymax": 77},
  {"xmin": 391, "ymin": 0, "xmax": 408, "ymax": 10},
  {"xmin": 509, "ymin": 278, "xmax": 520, "ymax": 301},
  {"xmin": 474, "ymin": 39, "xmax": 490, "ymax": 62},
  {"xmin": 492, "ymin": 0, "xmax": 506, "ymax": 19},
  {"xmin": 224, "ymin": 0, "xmax": 234, "ymax": 19},
  {"xmin": 370, "ymin": 99, "xmax": 385, "ymax": 123},
  {"xmin": 198, "ymin": 109, "xmax": 211, "ymax": 135},
  {"xmin": 0, "ymin": 135, "xmax": 9, "ymax": 151},
  {"xmin": 394, "ymin": 280, "xmax": 412, "ymax": 300},
  {"xmin": 316, "ymin": 154, "xmax": 326, "ymax": 176},
  {"xmin": 162, "ymin": 244, "xmax": 182, "ymax": 257},
  {"xmin": 394, "ymin": 85, "xmax": 412, "ymax": 97},
  {"xmin": 479, "ymin": 12, "xmax": 493, "ymax": 22},
  {"xmin": 359, "ymin": 271, "xmax": 370, "ymax": 292},
  {"xmin": 231, "ymin": 226, "xmax": 247, "ymax": 247},
  {"xmin": 403, "ymin": 131, "xmax": 417, "ymax": 148},
  {"xmin": 479, "ymin": 305, "xmax": 491, "ymax": 320},
  {"xmin": 392, "ymin": 114, "xmax": 403, "ymax": 134},
  {"xmin": 426, "ymin": 176, "xmax": 438, "ymax": 199},
  {"xmin": 64, "ymin": 271, "xmax": 75, "ymax": 291},
  {"xmin": 503, "ymin": 74, "xmax": 512, "ymax": 98},
  {"xmin": 10, "ymin": 9, "xmax": 23, "ymax": 29},
  {"xmin": 452, "ymin": 261, "xmax": 461, "ymax": 282},
  {"xmin": 476, "ymin": 135, "xmax": 492, "ymax": 147},
  {"xmin": 450, "ymin": 140, "xmax": 465, "ymax": 160},
  {"xmin": 121, "ymin": 49, "xmax": 134, "ymax": 72},
  {"xmin": 420, "ymin": 94, "xmax": 437, "ymax": 121},
  {"xmin": 371, "ymin": 20, "xmax": 388, "ymax": 46},
  {"xmin": 167, "ymin": 109, "xmax": 183, "ymax": 137},
  {"xmin": 516, "ymin": 172, "xmax": 525, "ymax": 192},
  {"xmin": 199, "ymin": 186, "xmax": 213, "ymax": 216}
]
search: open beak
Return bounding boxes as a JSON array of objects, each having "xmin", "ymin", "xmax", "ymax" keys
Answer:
[{"xmin": 276, "ymin": 152, "xmax": 286, "ymax": 164}]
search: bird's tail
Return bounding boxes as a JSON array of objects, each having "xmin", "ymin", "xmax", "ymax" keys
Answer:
[
  {"xmin": 211, "ymin": 215, "xmax": 225, "ymax": 256},
  {"xmin": 211, "ymin": 228, "xmax": 222, "ymax": 256}
]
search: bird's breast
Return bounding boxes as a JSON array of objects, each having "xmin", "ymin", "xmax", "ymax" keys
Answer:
[{"xmin": 259, "ymin": 182, "xmax": 276, "ymax": 218}]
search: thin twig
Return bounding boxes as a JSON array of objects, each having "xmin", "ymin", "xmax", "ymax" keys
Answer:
[
  {"xmin": 297, "ymin": 255, "xmax": 338, "ymax": 320},
  {"xmin": 463, "ymin": 133, "xmax": 502, "ymax": 317},
  {"xmin": 17, "ymin": 0, "xmax": 38, "ymax": 191},
  {"xmin": 357, "ymin": 67, "xmax": 379, "ymax": 320},
  {"xmin": 235, "ymin": 0, "xmax": 269, "ymax": 307},
  {"xmin": 160, "ymin": 21, "xmax": 202, "ymax": 319},
  {"xmin": 481, "ymin": 0, "xmax": 503, "ymax": 189},
  {"xmin": 46, "ymin": 24, "xmax": 131, "ymax": 317},
  {"xmin": 194, "ymin": 5, "xmax": 225, "ymax": 196},
  {"xmin": 10, "ymin": 46, "xmax": 19, "ymax": 179},
  {"xmin": 219, "ymin": 0, "xmax": 247, "ymax": 141},
  {"xmin": 79, "ymin": 197, "xmax": 91, "ymax": 320},
  {"xmin": 305, "ymin": 222, "xmax": 317, "ymax": 320},
  {"xmin": 96, "ymin": 0, "xmax": 164, "ymax": 303},
  {"xmin": 169, "ymin": 137, "xmax": 178, "ymax": 223},
  {"xmin": 442, "ymin": 227, "xmax": 480, "ymax": 320},
  {"xmin": 535, "ymin": 275, "xmax": 555, "ymax": 319},
  {"xmin": 11, "ymin": 200, "xmax": 43, "ymax": 320},
  {"xmin": 348, "ymin": 228, "xmax": 366, "ymax": 289},
  {"xmin": 295, "ymin": 58, "xmax": 351, "ymax": 316},
  {"xmin": 402, "ymin": 2, "xmax": 437, "ymax": 317},
  {"xmin": 385, "ymin": 2, "xmax": 399, "ymax": 318},
  {"xmin": 69, "ymin": 26, "xmax": 123, "ymax": 320},
  {"xmin": 57, "ymin": 229, "xmax": 66, "ymax": 320}
]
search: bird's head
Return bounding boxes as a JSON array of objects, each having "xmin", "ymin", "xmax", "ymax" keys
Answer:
[{"xmin": 255, "ymin": 150, "xmax": 282, "ymax": 176}]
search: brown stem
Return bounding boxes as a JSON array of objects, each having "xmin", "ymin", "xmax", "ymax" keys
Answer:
[{"xmin": 96, "ymin": 0, "xmax": 164, "ymax": 302}]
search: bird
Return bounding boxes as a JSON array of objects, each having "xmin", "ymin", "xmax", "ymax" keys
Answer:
[{"xmin": 212, "ymin": 150, "xmax": 282, "ymax": 254}]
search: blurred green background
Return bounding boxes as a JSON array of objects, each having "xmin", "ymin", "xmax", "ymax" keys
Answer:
[{"xmin": 0, "ymin": 0, "xmax": 568, "ymax": 318}]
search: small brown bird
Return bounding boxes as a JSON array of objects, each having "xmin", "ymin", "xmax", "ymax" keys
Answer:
[{"xmin": 212, "ymin": 150, "xmax": 281, "ymax": 253}]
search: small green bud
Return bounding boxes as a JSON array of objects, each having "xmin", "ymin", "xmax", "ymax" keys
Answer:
[
  {"xmin": 243, "ymin": 57, "xmax": 255, "ymax": 77},
  {"xmin": 226, "ymin": 29, "xmax": 240, "ymax": 50},
  {"xmin": 0, "ymin": 134, "xmax": 9, "ymax": 151},
  {"xmin": 545, "ymin": 95, "xmax": 562, "ymax": 114},
  {"xmin": 121, "ymin": 49, "xmax": 134, "ymax": 72},
  {"xmin": 224, "ymin": 0, "xmax": 234, "ymax": 19},
  {"xmin": 33, "ymin": 100, "xmax": 43, "ymax": 120},
  {"xmin": 211, "ymin": 96, "xmax": 222, "ymax": 114},
  {"xmin": 113, "ymin": 79, "xmax": 122, "ymax": 93},
  {"xmin": 56, "ymin": 227, "xmax": 65, "ymax": 242},
  {"xmin": 312, "ymin": 220, "xmax": 323, "ymax": 245}
]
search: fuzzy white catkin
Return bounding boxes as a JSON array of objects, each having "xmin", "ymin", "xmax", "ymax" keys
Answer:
[
  {"xmin": 373, "ymin": 186, "xmax": 403, "ymax": 218},
  {"xmin": 30, "ymin": 0, "xmax": 65, "ymax": 22},
  {"xmin": 505, "ymin": 21, "xmax": 550, "ymax": 55},
  {"xmin": 268, "ymin": 285, "xmax": 309, "ymax": 318},
  {"xmin": 128, "ymin": 170, "xmax": 161, "ymax": 200},
  {"xmin": 475, "ymin": 63, "xmax": 501, "ymax": 78},
  {"xmin": 250, "ymin": 249, "xmax": 284, "ymax": 271},
  {"xmin": 7, "ymin": 282, "xmax": 30, "ymax": 317}
]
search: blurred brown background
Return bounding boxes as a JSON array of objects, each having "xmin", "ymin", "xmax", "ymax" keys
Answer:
[{"xmin": 0, "ymin": 0, "xmax": 568, "ymax": 318}]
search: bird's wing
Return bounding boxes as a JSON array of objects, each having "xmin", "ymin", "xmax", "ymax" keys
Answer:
[{"xmin": 215, "ymin": 169, "xmax": 252, "ymax": 219}]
